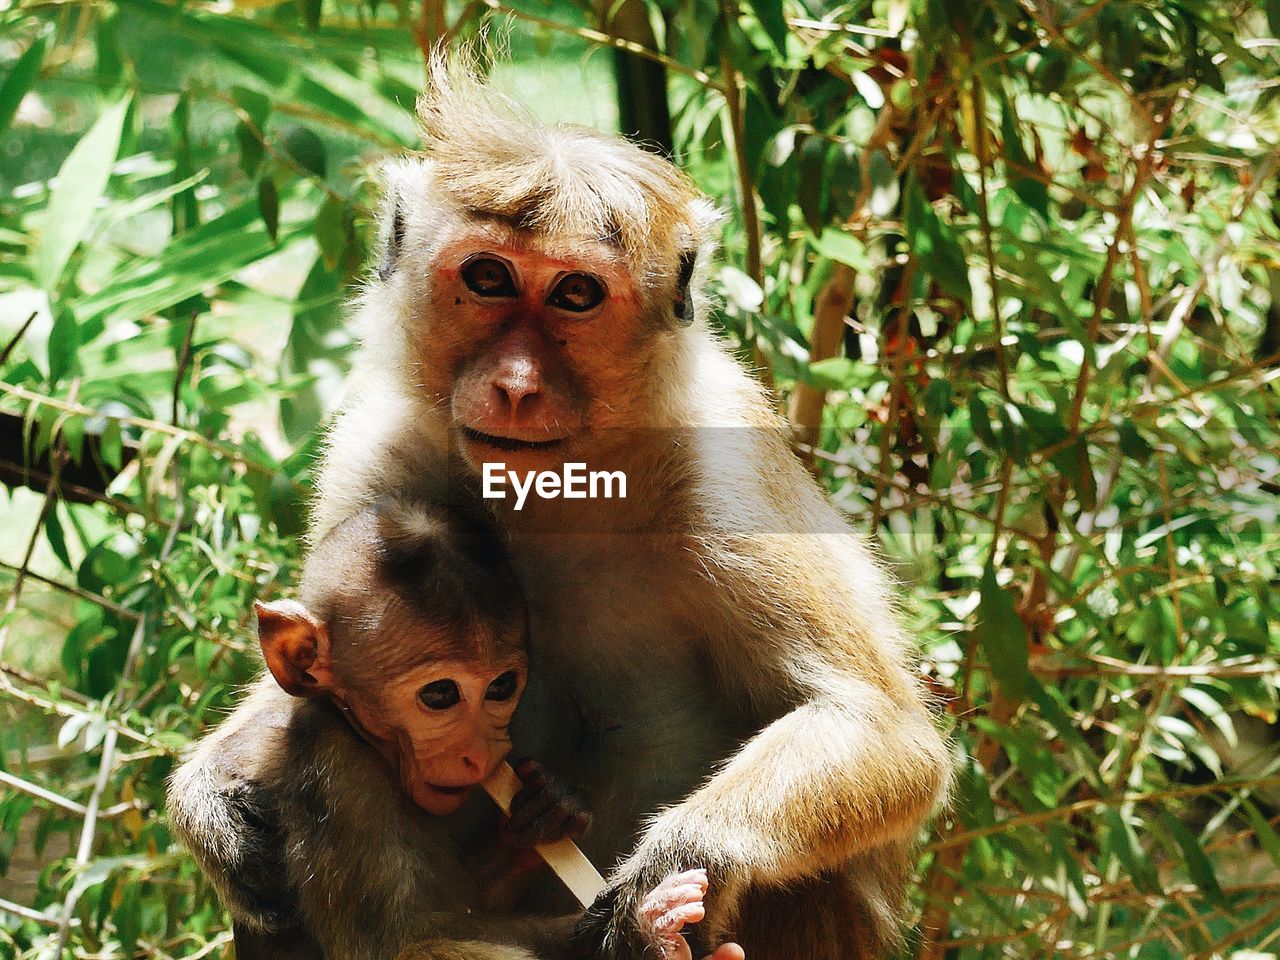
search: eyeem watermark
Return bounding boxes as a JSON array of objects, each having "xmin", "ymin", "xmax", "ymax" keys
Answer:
[{"xmin": 482, "ymin": 462, "xmax": 627, "ymax": 511}]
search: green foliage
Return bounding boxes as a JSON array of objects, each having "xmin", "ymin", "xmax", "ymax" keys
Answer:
[{"xmin": 0, "ymin": 0, "xmax": 1278, "ymax": 957}]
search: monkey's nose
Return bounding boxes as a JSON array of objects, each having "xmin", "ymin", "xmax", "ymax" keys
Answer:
[{"xmin": 490, "ymin": 380, "xmax": 541, "ymax": 422}]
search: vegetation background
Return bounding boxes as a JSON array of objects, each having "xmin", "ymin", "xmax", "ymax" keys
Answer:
[{"xmin": 0, "ymin": 0, "xmax": 1278, "ymax": 956}]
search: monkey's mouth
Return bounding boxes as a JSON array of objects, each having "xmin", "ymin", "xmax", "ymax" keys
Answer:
[
  {"xmin": 460, "ymin": 427, "xmax": 568, "ymax": 452},
  {"xmin": 426, "ymin": 783, "xmax": 471, "ymax": 797}
]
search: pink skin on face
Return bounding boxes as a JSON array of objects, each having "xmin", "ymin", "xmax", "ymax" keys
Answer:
[
  {"xmin": 424, "ymin": 238, "xmax": 649, "ymax": 475},
  {"xmin": 638, "ymin": 869, "xmax": 746, "ymax": 960},
  {"xmin": 345, "ymin": 658, "xmax": 526, "ymax": 816}
]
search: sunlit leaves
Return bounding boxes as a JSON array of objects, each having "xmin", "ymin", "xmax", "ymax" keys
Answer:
[
  {"xmin": 0, "ymin": 0, "xmax": 1276, "ymax": 957},
  {"xmin": 32, "ymin": 94, "xmax": 132, "ymax": 291}
]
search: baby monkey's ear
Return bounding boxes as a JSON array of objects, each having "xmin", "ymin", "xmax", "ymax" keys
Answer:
[{"xmin": 254, "ymin": 599, "xmax": 338, "ymax": 698}]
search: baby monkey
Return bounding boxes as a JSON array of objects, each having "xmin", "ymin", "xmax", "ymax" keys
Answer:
[{"xmin": 197, "ymin": 498, "xmax": 737, "ymax": 960}]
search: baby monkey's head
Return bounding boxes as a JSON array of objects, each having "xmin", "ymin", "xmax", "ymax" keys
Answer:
[{"xmin": 255, "ymin": 498, "xmax": 527, "ymax": 815}]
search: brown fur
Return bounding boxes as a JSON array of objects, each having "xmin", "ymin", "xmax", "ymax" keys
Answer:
[{"xmin": 172, "ymin": 58, "xmax": 951, "ymax": 960}]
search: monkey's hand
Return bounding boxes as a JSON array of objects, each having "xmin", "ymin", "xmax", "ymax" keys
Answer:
[
  {"xmin": 637, "ymin": 869, "xmax": 744, "ymax": 960},
  {"xmin": 570, "ymin": 855, "xmax": 721, "ymax": 960},
  {"xmin": 505, "ymin": 758, "xmax": 592, "ymax": 846}
]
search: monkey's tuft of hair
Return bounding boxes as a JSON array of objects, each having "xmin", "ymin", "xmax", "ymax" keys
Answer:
[{"xmin": 414, "ymin": 52, "xmax": 719, "ymax": 275}]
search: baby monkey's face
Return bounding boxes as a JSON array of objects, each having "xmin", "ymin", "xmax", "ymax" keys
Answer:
[
  {"xmin": 255, "ymin": 598, "xmax": 528, "ymax": 817},
  {"xmin": 346, "ymin": 652, "xmax": 528, "ymax": 815}
]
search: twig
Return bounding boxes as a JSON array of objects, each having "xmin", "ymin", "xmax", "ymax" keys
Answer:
[
  {"xmin": 0, "ymin": 312, "xmax": 39, "ymax": 367},
  {"xmin": 0, "ymin": 769, "xmax": 139, "ymax": 819},
  {"xmin": 0, "ymin": 896, "xmax": 78, "ymax": 930},
  {"xmin": 0, "ymin": 558, "xmax": 141, "ymax": 622}
]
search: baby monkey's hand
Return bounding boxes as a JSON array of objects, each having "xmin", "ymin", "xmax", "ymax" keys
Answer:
[
  {"xmin": 505, "ymin": 758, "xmax": 592, "ymax": 846},
  {"xmin": 639, "ymin": 869, "xmax": 745, "ymax": 960}
]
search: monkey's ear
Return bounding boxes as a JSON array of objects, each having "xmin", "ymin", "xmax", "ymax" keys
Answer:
[
  {"xmin": 254, "ymin": 600, "xmax": 337, "ymax": 698},
  {"xmin": 672, "ymin": 250, "xmax": 697, "ymax": 326},
  {"xmin": 376, "ymin": 202, "xmax": 405, "ymax": 282}
]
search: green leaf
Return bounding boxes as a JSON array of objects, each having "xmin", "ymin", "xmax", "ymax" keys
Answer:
[
  {"xmin": 797, "ymin": 136, "xmax": 826, "ymax": 235},
  {"xmin": 810, "ymin": 228, "xmax": 871, "ymax": 271},
  {"xmin": 968, "ymin": 394, "xmax": 997, "ymax": 448},
  {"xmin": 1127, "ymin": 596, "xmax": 1177, "ymax": 664},
  {"xmin": 826, "ymin": 141, "xmax": 861, "ymax": 221},
  {"xmin": 1179, "ymin": 686, "xmax": 1236, "ymax": 748},
  {"xmin": 807, "ymin": 357, "xmax": 874, "ymax": 390},
  {"xmin": 1050, "ymin": 437, "xmax": 1096, "ymax": 509},
  {"xmin": 974, "ymin": 564, "xmax": 1032, "ymax": 702},
  {"xmin": 747, "ymin": 0, "xmax": 789, "ymax": 55},
  {"xmin": 281, "ymin": 123, "xmax": 327, "ymax": 179},
  {"xmin": 905, "ymin": 178, "xmax": 970, "ymax": 300},
  {"xmin": 48, "ymin": 306, "xmax": 81, "ymax": 384},
  {"xmin": 232, "ymin": 85, "xmax": 271, "ymax": 176},
  {"xmin": 999, "ymin": 96, "xmax": 1048, "ymax": 216},
  {"xmin": 33, "ymin": 94, "xmax": 132, "ymax": 291},
  {"xmin": 1243, "ymin": 799, "xmax": 1280, "ymax": 870},
  {"xmin": 1269, "ymin": 0, "xmax": 1280, "ymax": 38},
  {"xmin": 258, "ymin": 177, "xmax": 280, "ymax": 244},
  {"xmin": 95, "ymin": 8, "xmax": 124, "ymax": 89},
  {"xmin": 0, "ymin": 33, "xmax": 47, "ymax": 136},
  {"xmin": 1103, "ymin": 809, "xmax": 1162, "ymax": 894},
  {"xmin": 1160, "ymin": 814, "xmax": 1225, "ymax": 907},
  {"xmin": 297, "ymin": 0, "xmax": 322, "ymax": 31}
]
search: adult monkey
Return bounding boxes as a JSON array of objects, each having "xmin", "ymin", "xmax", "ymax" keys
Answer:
[{"xmin": 178, "ymin": 59, "xmax": 951, "ymax": 960}]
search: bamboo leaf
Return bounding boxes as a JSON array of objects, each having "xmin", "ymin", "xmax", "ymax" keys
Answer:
[
  {"xmin": 974, "ymin": 564, "xmax": 1032, "ymax": 702},
  {"xmin": 0, "ymin": 33, "xmax": 47, "ymax": 136},
  {"xmin": 1160, "ymin": 814, "xmax": 1226, "ymax": 907},
  {"xmin": 33, "ymin": 94, "xmax": 132, "ymax": 291}
]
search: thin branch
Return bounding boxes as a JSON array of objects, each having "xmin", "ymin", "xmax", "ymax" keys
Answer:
[{"xmin": 0, "ymin": 312, "xmax": 39, "ymax": 368}]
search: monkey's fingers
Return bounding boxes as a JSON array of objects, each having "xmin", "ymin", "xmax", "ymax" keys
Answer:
[
  {"xmin": 512, "ymin": 757, "xmax": 550, "ymax": 790},
  {"xmin": 652, "ymin": 902, "xmax": 706, "ymax": 934},
  {"xmin": 640, "ymin": 869, "xmax": 708, "ymax": 917},
  {"xmin": 508, "ymin": 765, "xmax": 592, "ymax": 844},
  {"xmin": 643, "ymin": 883, "xmax": 708, "ymax": 919},
  {"xmin": 507, "ymin": 787, "xmax": 562, "ymax": 841},
  {"xmin": 702, "ymin": 944, "xmax": 745, "ymax": 960}
]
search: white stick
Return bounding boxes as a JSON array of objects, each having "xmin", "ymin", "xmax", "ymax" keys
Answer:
[{"xmin": 483, "ymin": 761, "xmax": 606, "ymax": 908}]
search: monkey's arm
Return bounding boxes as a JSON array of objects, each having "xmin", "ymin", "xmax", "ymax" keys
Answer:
[
  {"xmin": 167, "ymin": 679, "xmax": 303, "ymax": 933},
  {"xmin": 578, "ymin": 529, "xmax": 952, "ymax": 956}
]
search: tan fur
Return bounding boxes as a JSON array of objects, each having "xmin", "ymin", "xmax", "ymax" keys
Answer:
[{"xmin": 175, "ymin": 60, "xmax": 952, "ymax": 960}]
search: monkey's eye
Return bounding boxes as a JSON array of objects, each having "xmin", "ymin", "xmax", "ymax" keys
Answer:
[
  {"xmin": 418, "ymin": 679, "xmax": 461, "ymax": 710},
  {"xmin": 547, "ymin": 273, "xmax": 605, "ymax": 313},
  {"xmin": 461, "ymin": 257, "xmax": 518, "ymax": 298},
  {"xmin": 485, "ymin": 671, "xmax": 520, "ymax": 703}
]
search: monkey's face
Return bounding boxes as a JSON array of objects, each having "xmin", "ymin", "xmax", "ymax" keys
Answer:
[
  {"xmin": 349, "ymin": 655, "xmax": 527, "ymax": 815},
  {"xmin": 414, "ymin": 228, "xmax": 662, "ymax": 475}
]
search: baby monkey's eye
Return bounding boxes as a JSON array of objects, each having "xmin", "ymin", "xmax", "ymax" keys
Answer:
[
  {"xmin": 547, "ymin": 273, "xmax": 605, "ymax": 313},
  {"xmin": 462, "ymin": 257, "xmax": 518, "ymax": 298},
  {"xmin": 485, "ymin": 671, "xmax": 520, "ymax": 702},
  {"xmin": 418, "ymin": 679, "xmax": 461, "ymax": 710}
]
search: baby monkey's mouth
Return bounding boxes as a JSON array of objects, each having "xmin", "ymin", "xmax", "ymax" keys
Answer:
[
  {"xmin": 460, "ymin": 426, "xmax": 568, "ymax": 451},
  {"xmin": 427, "ymin": 783, "xmax": 470, "ymax": 796}
]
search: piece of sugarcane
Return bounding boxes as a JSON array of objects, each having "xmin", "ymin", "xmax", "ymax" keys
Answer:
[{"xmin": 483, "ymin": 761, "xmax": 606, "ymax": 908}]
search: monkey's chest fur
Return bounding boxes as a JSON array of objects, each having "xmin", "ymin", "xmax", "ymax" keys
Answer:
[{"xmin": 508, "ymin": 540, "xmax": 751, "ymax": 876}]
